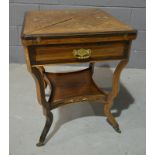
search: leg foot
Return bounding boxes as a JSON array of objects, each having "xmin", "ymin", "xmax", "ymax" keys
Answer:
[
  {"xmin": 106, "ymin": 118, "xmax": 121, "ymax": 133},
  {"xmin": 36, "ymin": 112, "xmax": 53, "ymax": 147},
  {"xmin": 114, "ymin": 126, "xmax": 121, "ymax": 133},
  {"xmin": 36, "ymin": 141, "xmax": 44, "ymax": 147},
  {"xmin": 104, "ymin": 103, "xmax": 121, "ymax": 133}
]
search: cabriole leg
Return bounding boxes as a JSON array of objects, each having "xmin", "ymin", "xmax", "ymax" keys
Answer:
[
  {"xmin": 31, "ymin": 66, "xmax": 53, "ymax": 146},
  {"xmin": 104, "ymin": 60, "xmax": 128, "ymax": 133}
]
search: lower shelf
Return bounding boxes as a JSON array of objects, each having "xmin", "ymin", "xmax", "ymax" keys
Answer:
[{"xmin": 46, "ymin": 68, "xmax": 107, "ymax": 109}]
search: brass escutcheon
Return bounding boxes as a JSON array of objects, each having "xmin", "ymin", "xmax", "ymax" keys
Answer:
[{"xmin": 73, "ymin": 48, "xmax": 92, "ymax": 59}]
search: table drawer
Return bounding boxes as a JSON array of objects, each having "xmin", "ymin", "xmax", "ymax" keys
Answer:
[{"xmin": 30, "ymin": 42, "xmax": 128, "ymax": 65}]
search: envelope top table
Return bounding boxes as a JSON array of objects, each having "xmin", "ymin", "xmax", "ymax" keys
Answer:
[
  {"xmin": 21, "ymin": 8, "xmax": 137, "ymax": 44},
  {"xmin": 21, "ymin": 8, "xmax": 137, "ymax": 146}
]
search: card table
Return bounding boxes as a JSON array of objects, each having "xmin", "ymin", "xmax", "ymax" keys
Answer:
[{"xmin": 21, "ymin": 9, "xmax": 137, "ymax": 146}]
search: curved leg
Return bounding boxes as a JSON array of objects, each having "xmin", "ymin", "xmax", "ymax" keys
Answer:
[
  {"xmin": 36, "ymin": 112, "xmax": 53, "ymax": 146},
  {"xmin": 104, "ymin": 60, "xmax": 128, "ymax": 133},
  {"xmin": 31, "ymin": 67, "xmax": 53, "ymax": 146}
]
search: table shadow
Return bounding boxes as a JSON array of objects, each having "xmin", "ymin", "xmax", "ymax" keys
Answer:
[
  {"xmin": 89, "ymin": 84, "xmax": 134, "ymax": 117},
  {"xmin": 45, "ymin": 65, "xmax": 135, "ymax": 144}
]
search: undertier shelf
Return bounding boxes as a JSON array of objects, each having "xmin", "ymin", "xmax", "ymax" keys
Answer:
[{"xmin": 46, "ymin": 68, "xmax": 107, "ymax": 109}]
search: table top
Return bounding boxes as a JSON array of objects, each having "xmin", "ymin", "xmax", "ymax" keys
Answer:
[{"xmin": 22, "ymin": 8, "xmax": 136, "ymax": 39}]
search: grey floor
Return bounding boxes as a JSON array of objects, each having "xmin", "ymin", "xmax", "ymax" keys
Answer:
[{"xmin": 10, "ymin": 64, "xmax": 146, "ymax": 155}]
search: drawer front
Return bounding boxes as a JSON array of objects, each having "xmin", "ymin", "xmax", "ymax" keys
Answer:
[{"xmin": 30, "ymin": 42, "xmax": 128, "ymax": 65}]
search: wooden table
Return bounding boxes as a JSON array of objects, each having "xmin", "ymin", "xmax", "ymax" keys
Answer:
[{"xmin": 21, "ymin": 9, "xmax": 137, "ymax": 146}]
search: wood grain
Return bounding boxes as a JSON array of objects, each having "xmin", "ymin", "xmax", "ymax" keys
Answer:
[
  {"xmin": 29, "ymin": 41, "xmax": 128, "ymax": 65},
  {"xmin": 46, "ymin": 67, "xmax": 107, "ymax": 108},
  {"xmin": 21, "ymin": 9, "xmax": 137, "ymax": 46},
  {"xmin": 21, "ymin": 8, "xmax": 137, "ymax": 146},
  {"xmin": 22, "ymin": 9, "xmax": 135, "ymax": 37}
]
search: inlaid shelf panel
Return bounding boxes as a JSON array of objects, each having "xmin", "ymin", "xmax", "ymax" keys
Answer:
[{"xmin": 46, "ymin": 67, "xmax": 107, "ymax": 109}]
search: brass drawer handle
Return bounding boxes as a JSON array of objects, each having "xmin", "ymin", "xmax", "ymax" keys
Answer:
[{"xmin": 73, "ymin": 48, "xmax": 92, "ymax": 59}]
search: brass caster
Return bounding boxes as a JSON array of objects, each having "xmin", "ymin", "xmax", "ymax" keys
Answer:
[
  {"xmin": 106, "ymin": 119, "xmax": 121, "ymax": 133},
  {"xmin": 114, "ymin": 127, "xmax": 121, "ymax": 133},
  {"xmin": 36, "ymin": 141, "xmax": 44, "ymax": 147}
]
